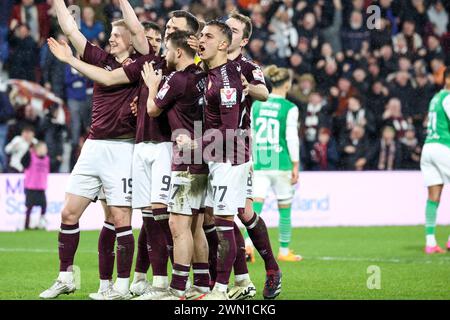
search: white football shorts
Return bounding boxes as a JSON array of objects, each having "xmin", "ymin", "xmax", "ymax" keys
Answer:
[
  {"xmin": 421, "ymin": 142, "xmax": 450, "ymax": 187},
  {"xmin": 66, "ymin": 138, "xmax": 134, "ymax": 207}
]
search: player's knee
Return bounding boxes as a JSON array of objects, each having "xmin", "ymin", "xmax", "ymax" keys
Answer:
[
  {"xmin": 278, "ymin": 198, "xmax": 292, "ymax": 208},
  {"xmin": 61, "ymin": 206, "xmax": 79, "ymax": 224}
]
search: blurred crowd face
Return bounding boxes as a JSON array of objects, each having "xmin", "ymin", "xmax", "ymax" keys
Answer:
[
  {"xmin": 325, "ymin": 60, "xmax": 337, "ymax": 75},
  {"xmin": 109, "ymin": 26, "xmax": 132, "ymax": 57},
  {"xmin": 395, "ymin": 71, "xmax": 409, "ymax": 86},
  {"xmin": 351, "ymin": 126, "xmax": 365, "ymax": 140},
  {"xmin": 318, "ymin": 129, "xmax": 330, "ymax": 144},
  {"xmin": 398, "ymin": 57, "xmax": 411, "ymax": 72},
  {"xmin": 309, "ymin": 92, "xmax": 322, "ymax": 105},
  {"xmin": 427, "ymin": 35, "xmax": 440, "ymax": 51},
  {"xmin": 17, "ymin": 25, "xmax": 30, "ymax": 39},
  {"xmin": 321, "ymin": 42, "xmax": 333, "ymax": 57},
  {"xmin": 21, "ymin": 128, "xmax": 35, "ymax": 143},
  {"xmin": 338, "ymin": 78, "xmax": 351, "ymax": 92},
  {"xmin": 402, "ymin": 21, "xmax": 415, "ymax": 36},
  {"xmin": 82, "ymin": 7, "xmax": 95, "ymax": 24},
  {"xmin": 352, "ymin": 0, "xmax": 364, "ymax": 11},
  {"xmin": 379, "ymin": 0, "xmax": 392, "ymax": 8},
  {"xmin": 350, "ymin": 11, "xmax": 363, "ymax": 30},
  {"xmin": 381, "ymin": 45, "xmax": 393, "ymax": 59},
  {"xmin": 289, "ymin": 53, "xmax": 302, "ymax": 67},
  {"xmin": 226, "ymin": 18, "xmax": 248, "ymax": 53},
  {"xmin": 353, "ymin": 68, "xmax": 366, "ymax": 82},
  {"xmin": 386, "ymin": 98, "xmax": 402, "ymax": 117},
  {"xmin": 35, "ymin": 143, "xmax": 48, "ymax": 157},
  {"xmin": 382, "ymin": 127, "xmax": 396, "ymax": 142},
  {"xmin": 348, "ymin": 97, "xmax": 361, "ymax": 112},
  {"xmin": 303, "ymin": 13, "xmax": 316, "ymax": 30}
]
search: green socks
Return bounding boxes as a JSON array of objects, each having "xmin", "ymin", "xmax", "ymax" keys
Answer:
[
  {"xmin": 279, "ymin": 207, "xmax": 292, "ymax": 249},
  {"xmin": 425, "ymin": 200, "xmax": 439, "ymax": 236}
]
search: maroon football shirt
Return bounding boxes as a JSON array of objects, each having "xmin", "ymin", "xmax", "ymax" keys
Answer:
[
  {"xmin": 154, "ymin": 63, "xmax": 207, "ymax": 173},
  {"xmin": 234, "ymin": 54, "xmax": 266, "ymax": 130},
  {"xmin": 123, "ymin": 54, "xmax": 171, "ymax": 143},
  {"xmin": 203, "ymin": 60, "xmax": 246, "ymax": 165},
  {"xmin": 82, "ymin": 42, "xmax": 144, "ymax": 140}
]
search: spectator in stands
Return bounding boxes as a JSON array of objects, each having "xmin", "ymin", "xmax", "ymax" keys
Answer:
[
  {"xmin": 340, "ymin": 10, "xmax": 369, "ymax": 54},
  {"xmin": 104, "ymin": 0, "xmax": 122, "ymax": 23},
  {"xmin": 393, "ymin": 19, "xmax": 423, "ymax": 58},
  {"xmin": 370, "ymin": 126, "xmax": 402, "ymax": 171},
  {"xmin": 41, "ymin": 33, "xmax": 67, "ymax": 99},
  {"xmin": 301, "ymin": 91, "xmax": 332, "ymax": 145},
  {"xmin": 400, "ymin": 126, "xmax": 421, "ymax": 170},
  {"xmin": 338, "ymin": 125, "xmax": 369, "ymax": 171},
  {"xmin": 65, "ymin": 60, "xmax": 88, "ymax": 150},
  {"xmin": 381, "ymin": 97, "xmax": 410, "ymax": 139},
  {"xmin": 4, "ymin": 125, "xmax": 37, "ymax": 173},
  {"xmin": 321, "ymin": 0, "xmax": 342, "ymax": 53},
  {"xmin": 0, "ymin": 86, "xmax": 14, "ymax": 172},
  {"xmin": 335, "ymin": 95, "xmax": 376, "ymax": 142},
  {"xmin": 304, "ymin": 127, "xmax": 339, "ymax": 171},
  {"xmin": 40, "ymin": 104, "xmax": 65, "ymax": 173},
  {"xmin": 7, "ymin": 23, "xmax": 39, "ymax": 81},
  {"xmin": 329, "ymin": 76, "xmax": 358, "ymax": 117},
  {"xmin": 388, "ymin": 71, "xmax": 415, "ymax": 117},
  {"xmin": 427, "ymin": 0, "xmax": 448, "ymax": 37},
  {"xmin": 9, "ymin": 0, "xmax": 50, "ymax": 46},
  {"xmin": 80, "ymin": 6, "xmax": 105, "ymax": 44}
]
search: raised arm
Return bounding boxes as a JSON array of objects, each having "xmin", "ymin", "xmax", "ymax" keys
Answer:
[
  {"xmin": 47, "ymin": 37, "xmax": 130, "ymax": 86},
  {"xmin": 119, "ymin": 0, "xmax": 149, "ymax": 55},
  {"xmin": 54, "ymin": 0, "xmax": 87, "ymax": 56}
]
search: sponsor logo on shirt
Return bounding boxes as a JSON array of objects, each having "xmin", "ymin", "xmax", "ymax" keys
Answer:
[
  {"xmin": 220, "ymin": 88, "xmax": 237, "ymax": 107},
  {"xmin": 157, "ymin": 82, "xmax": 170, "ymax": 100},
  {"xmin": 252, "ymin": 68, "xmax": 265, "ymax": 83}
]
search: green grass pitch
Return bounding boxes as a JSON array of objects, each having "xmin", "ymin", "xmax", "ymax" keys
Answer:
[{"xmin": 1, "ymin": 226, "xmax": 450, "ymax": 300}]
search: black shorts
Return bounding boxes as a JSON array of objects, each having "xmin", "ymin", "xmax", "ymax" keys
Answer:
[{"xmin": 25, "ymin": 189, "xmax": 47, "ymax": 208}]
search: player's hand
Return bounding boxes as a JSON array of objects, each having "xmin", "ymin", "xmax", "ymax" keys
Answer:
[
  {"xmin": 130, "ymin": 96, "xmax": 138, "ymax": 117},
  {"xmin": 176, "ymin": 134, "xmax": 198, "ymax": 150},
  {"xmin": 188, "ymin": 35, "xmax": 200, "ymax": 52},
  {"xmin": 241, "ymin": 75, "xmax": 249, "ymax": 96},
  {"xmin": 141, "ymin": 61, "xmax": 162, "ymax": 89},
  {"xmin": 47, "ymin": 37, "xmax": 73, "ymax": 63}
]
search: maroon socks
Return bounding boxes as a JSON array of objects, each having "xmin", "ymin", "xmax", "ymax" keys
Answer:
[
  {"xmin": 244, "ymin": 213, "xmax": 279, "ymax": 272},
  {"xmin": 215, "ymin": 218, "xmax": 236, "ymax": 286},
  {"xmin": 233, "ymin": 222, "xmax": 249, "ymax": 276},
  {"xmin": 98, "ymin": 221, "xmax": 116, "ymax": 280},
  {"xmin": 59, "ymin": 223, "xmax": 80, "ymax": 272},
  {"xmin": 115, "ymin": 226, "xmax": 134, "ymax": 279},
  {"xmin": 203, "ymin": 223, "xmax": 218, "ymax": 284}
]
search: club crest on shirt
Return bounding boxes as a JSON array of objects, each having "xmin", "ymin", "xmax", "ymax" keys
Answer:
[
  {"xmin": 252, "ymin": 68, "xmax": 265, "ymax": 83},
  {"xmin": 220, "ymin": 88, "xmax": 237, "ymax": 107},
  {"xmin": 157, "ymin": 82, "xmax": 170, "ymax": 100}
]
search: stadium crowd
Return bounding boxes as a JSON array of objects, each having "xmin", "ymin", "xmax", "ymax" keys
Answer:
[{"xmin": 0, "ymin": 0, "xmax": 450, "ymax": 173}]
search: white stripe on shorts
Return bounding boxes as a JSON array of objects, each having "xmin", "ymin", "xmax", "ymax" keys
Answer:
[
  {"xmin": 60, "ymin": 228, "xmax": 80, "ymax": 234},
  {"xmin": 116, "ymin": 230, "xmax": 133, "ymax": 237}
]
